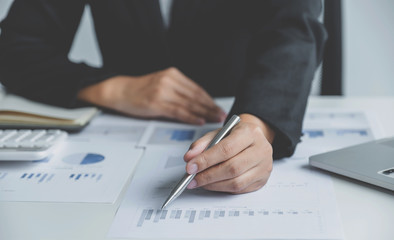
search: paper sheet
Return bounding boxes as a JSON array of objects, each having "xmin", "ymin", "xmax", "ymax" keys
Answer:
[
  {"xmin": 70, "ymin": 113, "xmax": 150, "ymax": 144},
  {"xmin": 108, "ymin": 109, "xmax": 381, "ymax": 239},
  {"xmin": 137, "ymin": 97, "xmax": 235, "ymax": 148},
  {"xmin": 137, "ymin": 122, "xmax": 221, "ymax": 148},
  {"xmin": 108, "ymin": 147, "xmax": 343, "ymax": 239},
  {"xmin": 293, "ymin": 109, "xmax": 382, "ymax": 158},
  {"xmin": 0, "ymin": 140, "xmax": 143, "ymax": 203}
]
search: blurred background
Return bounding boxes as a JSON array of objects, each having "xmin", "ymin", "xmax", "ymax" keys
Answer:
[{"xmin": 1, "ymin": 0, "xmax": 393, "ymax": 96}]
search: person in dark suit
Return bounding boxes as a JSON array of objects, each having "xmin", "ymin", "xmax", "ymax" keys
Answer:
[{"xmin": 0, "ymin": 0, "xmax": 326, "ymax": 193}]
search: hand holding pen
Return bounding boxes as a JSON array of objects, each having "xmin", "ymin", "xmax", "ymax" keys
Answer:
[{"xmin": 162, "ymin": 113, "xmax": 275, "ymax": 208}]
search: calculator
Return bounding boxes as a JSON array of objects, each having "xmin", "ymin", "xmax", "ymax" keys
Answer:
[{"xmin": 0, "ymin": 129, "xmax": 67, "ymax": 161}]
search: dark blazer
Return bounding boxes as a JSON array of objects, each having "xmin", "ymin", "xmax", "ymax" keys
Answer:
[{"xmin": 0, "ymin": 0, "xmax": 326, "ymax": 159}]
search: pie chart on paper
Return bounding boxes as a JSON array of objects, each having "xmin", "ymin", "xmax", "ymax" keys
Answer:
[{"xmin": 63, "ymin": 153, "xmax": 105, "ymax": 165}]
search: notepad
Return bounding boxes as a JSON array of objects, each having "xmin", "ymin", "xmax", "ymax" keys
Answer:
[{"xmin": 0, "ymin": 91, "xmax": 99, "ymax": 132}]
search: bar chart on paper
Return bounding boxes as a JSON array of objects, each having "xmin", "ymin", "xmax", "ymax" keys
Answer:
[
  {"xmin": 108, "ymin": 148, "xmax": 344, "ymax": 239},
  {"xmin": 135, "ymin": 207, "xmax": 318, "ymax": 227},
  {"xmin": 19, "ymin": 172, "xmax": 55, "ymax": 183},
  {"xmin": 69, "ymin": 173, "xmax": 103, "ymax": 182},
  {"xmin": 0, "ymin": 141, "xmax": 143, "ymax": 203},
  {"xmin": 126, "ymin": 177, "xmax": 327, "ymax": 237},
  {"xmin": 291, "ymin": 110, "xmax": 380, "ymax": 159}
]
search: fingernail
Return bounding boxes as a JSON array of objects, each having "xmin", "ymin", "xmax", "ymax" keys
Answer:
[
  {"xmin": 187, "ymin": 179, "xmax": 197, "ymax": 189},
  {"xmin": 187, "ymin": 163, "xmax": 198, "ymax": 174}
]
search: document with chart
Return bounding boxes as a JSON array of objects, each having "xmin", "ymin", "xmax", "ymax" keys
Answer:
[
  {"xmin": 0, "ymin": 141, "xmax": 143, "ymax": 203},
  {"xmin": 108, "ymin": 109, "xmax": 381, "ymax": 239},
  {"xmin": 292, "ymin": 109, "xmax": 382, "ymax": 159},
  {"xmin": 108, "ymin": 147, "xmax": 344, "ymax": 239}
]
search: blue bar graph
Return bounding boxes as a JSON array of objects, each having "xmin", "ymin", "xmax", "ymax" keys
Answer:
[
  {"xmin": 135, "ymin": 208, "xmax": 310, "ymax": 227},
  {"xmin": 69, "ymin": 173, "xmax": 102, "ymax": 182},
  {"xmin": 219, "ymin": 210, "xmax": 225, "ymax": 217},
  {"xmin": 145, "ymin": 209, "xmax": 154, "ymax": 220},
  {"xmin": 47, "ymin": 174, "xmax": 55, "ymax": 182},
  {"xmin": 175, "ymin": 210, "xmax": 182, "ymax": 219},
  {"xmin": 189, "ymin": 210, "xmax": 196, "ymax": 223},
  {"xmin": 38, "ymin": 173, "xmax": 48, "ymax": 183},
  {"xmin": 170, "ymin": 130, "xmax": 195, "ymax": 141},
  {"xmin": 154, "ymin": 210, "xmax": 161, "ymax": 223},
  {"xmin": 205, "ymin": 210, "xmax": 211, "ymax": 218},
  {"xmin": 337, "ymin": 129, "xmax": 368, "ymax": 136},
  {"xmin": 19, "ymin": 173, "xmax": 53, "ymax": 183},
  {"xmin": 97, "ymin": 174, "xmax": 103, "ymax": 181},
  {"xmin": 160, "ymin": 210, "xmax": 168, "ymax": 220},
  {"xmin": 137, "ymin": 209, "xmax": 148, "ymax": 227},
  {"xmin": 149, "ymin": 128, "xmax": 198, "ymax": 144},
  {"xmin": 304, "ymin": 130, "xmax": 324, "ymax": 138}
]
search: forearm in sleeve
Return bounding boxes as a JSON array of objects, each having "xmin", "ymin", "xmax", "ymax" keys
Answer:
[{"xmin": 229, "ymin": 0, "xmax": 327, "ymax": 159}]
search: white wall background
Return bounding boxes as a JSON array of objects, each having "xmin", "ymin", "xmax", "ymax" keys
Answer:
[
  {"xmin": 0, "ymin": 0, "xmax": 13, "ymax": 35},
  {"xmin": 1, "ymin": 0, "xmax": 394, "ymax": 96},
  {"xmin": 343, "ymin": 0, "xmax": 394, "ymax": 96}
]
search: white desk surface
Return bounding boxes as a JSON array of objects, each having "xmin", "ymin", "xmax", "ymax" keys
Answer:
[{"xmin": 0, "ymin": 96, "xmax": 393, "ymax": 240}]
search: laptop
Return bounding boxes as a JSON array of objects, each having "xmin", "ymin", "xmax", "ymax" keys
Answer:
[{"xmin": 309, "ymin": 137, "xmax": 394, "ymax": 191}]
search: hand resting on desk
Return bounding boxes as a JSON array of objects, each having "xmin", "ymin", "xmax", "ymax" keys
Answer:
[{"xmin": 77, "ymin": 67, "xmax": 226, "ymax": 125}]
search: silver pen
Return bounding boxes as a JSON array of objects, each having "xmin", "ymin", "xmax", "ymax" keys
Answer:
[{"xmin": 161, "ymin": 114, "xmax": 241, "ymax": 209}]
